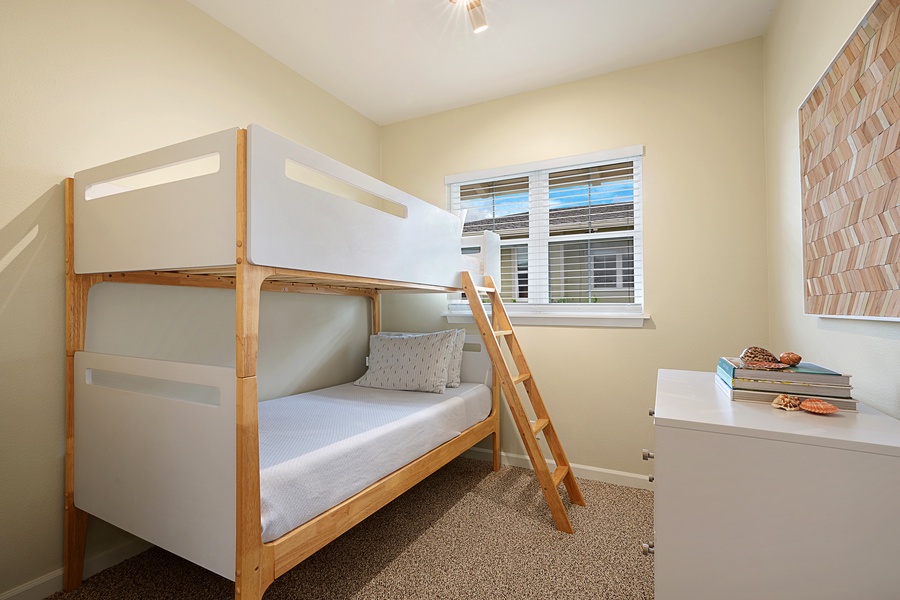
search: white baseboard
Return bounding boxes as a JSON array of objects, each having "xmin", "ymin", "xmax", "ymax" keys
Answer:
[
  {"xmin": 463, "ymin": 447, "xmax": 654, "ymax": 490},
  {"xmin": 0, "ymin": 538, "xmax": 153, "ymax": 600}
]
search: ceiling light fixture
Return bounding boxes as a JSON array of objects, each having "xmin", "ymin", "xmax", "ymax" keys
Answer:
[{"xmin": 450, "ymin": 0, "xmax": 488, "ymax": 34}]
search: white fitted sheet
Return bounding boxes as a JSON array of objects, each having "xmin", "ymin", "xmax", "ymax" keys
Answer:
[{"xmin": 258, "ymin": 382, "xmax": 491, "ymax": 543}]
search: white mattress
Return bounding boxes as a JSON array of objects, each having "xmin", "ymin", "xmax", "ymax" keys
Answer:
[{"xmin": 258, "ymin": 382, "xmax": 491, "ymax": 543}]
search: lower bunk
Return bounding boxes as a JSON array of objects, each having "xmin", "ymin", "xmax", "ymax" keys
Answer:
[
  {"xmin": 68, "ymin": 335, "xmax": 499, "ymax": 597},
  {"xmin": 259, "ymin": 382, "xmax": 492, "ymax": 543}
]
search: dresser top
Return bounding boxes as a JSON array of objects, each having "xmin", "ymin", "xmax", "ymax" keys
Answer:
[{"xmin": 655, "ymin": 369, "xmax": 900, "ymax": 457}]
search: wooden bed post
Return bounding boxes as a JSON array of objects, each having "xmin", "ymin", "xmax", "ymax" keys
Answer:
[
  {"xmin": 63, "ymin": 178, "xmax": 102, "ymax": 590},
  {"xmin": 234, "ymin": 129, "xmax": 275, "ymax": 600},
  {"xmin": 370, "ymin": 291, "xmax": 381, "ymax": 334},
  {"xmin": 234, "ymin": 264, "xmax": 274, "ymax": 600}
]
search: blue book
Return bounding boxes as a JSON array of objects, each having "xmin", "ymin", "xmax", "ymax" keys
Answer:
[{"xmin": 717, "ymin": 357, "xmax": 850, "ymax": 386}]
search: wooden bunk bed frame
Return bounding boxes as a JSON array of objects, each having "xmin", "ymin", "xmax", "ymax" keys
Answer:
[{"xmin": 63, "ymin": 126, "xmax": 581, "ymax": 599}]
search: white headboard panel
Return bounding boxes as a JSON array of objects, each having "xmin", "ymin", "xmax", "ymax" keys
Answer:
[
  {"xmin": 73, "ymin": 128, "xmax": 238, "ymax": 274},
  {"xmin": 246, "ymin": 125, "xmax": 463, "ymax": 287}
]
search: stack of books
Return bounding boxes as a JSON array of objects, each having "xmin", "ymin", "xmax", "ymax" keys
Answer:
[{"xmin": 716, "ymin": 357, "xmax": 857, "ymax": 411}]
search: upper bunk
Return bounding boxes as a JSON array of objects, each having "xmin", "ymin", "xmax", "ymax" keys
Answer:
[{"xmin": 71, "ymin": 124, "xmax": 499, "ymax": 293}]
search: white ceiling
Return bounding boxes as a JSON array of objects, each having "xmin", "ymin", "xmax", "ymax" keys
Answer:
[{"xmin": 186, "ymin": 0, "xmax": 778, "ymax": 126}]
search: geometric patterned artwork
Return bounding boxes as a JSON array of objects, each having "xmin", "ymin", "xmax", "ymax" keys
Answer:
[{"xmin": 799, "ymin": 0, "xmax": 900, "ymax": 319}]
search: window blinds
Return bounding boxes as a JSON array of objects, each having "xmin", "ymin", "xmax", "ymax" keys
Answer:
[{"xmin": 450, "ymin": 149, "xmax": 643, "ymax": 314}]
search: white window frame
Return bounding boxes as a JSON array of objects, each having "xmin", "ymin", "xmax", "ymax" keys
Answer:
[{"xmin": 445, "ymin": 146, "xmax": 647, "ymax": 327}]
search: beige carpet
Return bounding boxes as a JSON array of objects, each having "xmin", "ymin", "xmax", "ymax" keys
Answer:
[{"xmin": 49, "ymin": 457, "xmax": 654, "ymax": 599}]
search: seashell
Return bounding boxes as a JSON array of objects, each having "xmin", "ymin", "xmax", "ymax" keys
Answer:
[
  {"xmin": 772, "ymin": 394, "xmax": 802, "ymax": 411},
  {"xmin": 799, "ymin": 398, "xmax": 839, "ymax": 415},
  {"xmin": 743, "ymin": 361, "xmax": 789, "ymax": 371},
  {"xmin": 740, "ymin": 346, "xmax": 778, "ymax": 364},
  {"xmin": 780, "ymin": 351, "xmax": 802, "ymax": 366}
]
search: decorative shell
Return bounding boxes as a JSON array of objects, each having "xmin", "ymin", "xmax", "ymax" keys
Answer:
[
  {"xmin": 743, "ymin": 361, "xmax": 789, "ymax": 371},
  {"xmin": 740, "ymin": 346, "xmax": 778, "ymax": 364},
  {"xmin": 780, "ymin": 351, "xmax": 802, "ymax": 366},
  {"xmin": 799, "ymin": 398, "xmax": 839, "ymax": 415},
  {"xmin": 772, "ymin": 394, "xmax": 802, "ymax": 411}
]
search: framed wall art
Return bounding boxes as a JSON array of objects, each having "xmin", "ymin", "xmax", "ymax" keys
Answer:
[{"xmin": 799, "ymin": 0, "xmax": 900, "ymax": 320}]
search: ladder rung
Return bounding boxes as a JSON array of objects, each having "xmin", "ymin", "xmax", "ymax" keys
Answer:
[
  {"xmin": 531, "ymin": 418, "xmax": 549, "ymax": 435},
  {"xmin": 493, "ymin": 329, "xmax": 513, "ymax": 337},
  {"xmin": 511, "ymin": 372, "xmax": 531, "ymax": 385},
  {"xmin": 551, "ymin": 465, "xmax": 569, "ymax": 487},
  {"xmin": 472, "ymin": 286, "xmax": 496, "ymax": 294}
]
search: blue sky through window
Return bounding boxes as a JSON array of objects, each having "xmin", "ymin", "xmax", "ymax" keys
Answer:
[
  {"xmin": 466, "ymin": 180, "xmax": 633, "ymax": 223},
  {"xmin": 549, "ymin": 179, "xmax": 634, "ymax": 210}
]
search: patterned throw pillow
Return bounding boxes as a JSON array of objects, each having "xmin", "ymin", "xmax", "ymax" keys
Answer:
[
  {"xmin": 377, "ymin": 330, "xmax": 465, "ymax": 387},
  {"xmin": 355, "ymin": 330, "xmax": 457, "ymax": 393}
]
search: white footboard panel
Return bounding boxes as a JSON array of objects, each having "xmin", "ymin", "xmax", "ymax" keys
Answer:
[
  {"xmin": 247, "ymin": 125, "xmax": 464, "ymax": 287},
  {"xmin": 73, "ymin": 352, "xmax": 236, "ymax": 580}
]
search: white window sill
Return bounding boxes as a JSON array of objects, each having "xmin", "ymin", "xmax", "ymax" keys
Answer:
[{"xmin": 444, "ymin": 309, "xmax": 649, "ymax": 328}]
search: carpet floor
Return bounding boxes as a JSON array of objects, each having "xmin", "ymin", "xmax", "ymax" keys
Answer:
[{"xmin": 48, "ymin": 457, "xmax": 654, "ymax": 599}]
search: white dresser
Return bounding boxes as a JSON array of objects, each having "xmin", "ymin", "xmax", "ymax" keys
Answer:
[{"xmin": 652, "ymin": 369, "xmax": 900, "ymax": 600}]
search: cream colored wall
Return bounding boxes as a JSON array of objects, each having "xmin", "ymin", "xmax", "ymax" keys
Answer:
[
  {"xmin": 764, "ymin": 0, "xmax": 900, "ymax": 419},
  {"xmin": 380, "ymin": 39, "xmax": 769, "ymax": 478},
  {"xmin": 0, "ymin": 0, "xmax": 379, "ymax": 593}
]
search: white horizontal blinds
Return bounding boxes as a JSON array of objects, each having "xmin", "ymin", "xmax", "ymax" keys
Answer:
[
  {"xmin": 546, "ymin": 162, "xmax": 635, "ymax": 234},
  {"xmin": 543, "ymin": 160, "xmax": 640, "ymax": 304},
  {"xmin": 501, "ymin": 244, "xmax": 528, "ymax": 303},
  {"xmin": 458, "ymin": 176, "xmax": 530, "ymax": 236},
  {"xmin": 449, "ymin": 147, "xmax": 643, "ymax": 314},
  {"xmin": 456, "ymin": 177, "xmax": 531, "ymax": 303},
  {"xmin": 548, "ymin": 238, "xmax": 636, "ymax": 303}
]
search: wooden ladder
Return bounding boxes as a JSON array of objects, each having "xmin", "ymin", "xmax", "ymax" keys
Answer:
[{"xmin": 461, "ymin": 272, "xmax": 585, "ymax": 533}]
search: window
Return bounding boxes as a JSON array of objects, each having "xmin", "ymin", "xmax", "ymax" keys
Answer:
[
  {"xmin": 446, "ymin": 146, "xmax": 644, "ymax": 326},
  {"xmin": 590, "ymin": 242, "xmax": 632, "ymax": 290}
]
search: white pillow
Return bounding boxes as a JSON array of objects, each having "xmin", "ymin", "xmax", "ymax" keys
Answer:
[
  {"xmin": 378, "ymin": 329, "xmax": 465, "ymax": 387},
  {"xmin": 355, "ymin": 330, "xmax": 457, "ymax": 393},
  {"xmin": 446, "ymin": 329, "xmax": 465, "ymax": 388}
]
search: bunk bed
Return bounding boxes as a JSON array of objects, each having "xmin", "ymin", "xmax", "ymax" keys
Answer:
[{"xmin": 64, "ymin": 125, "xmax": 503, "ymax": 599}]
